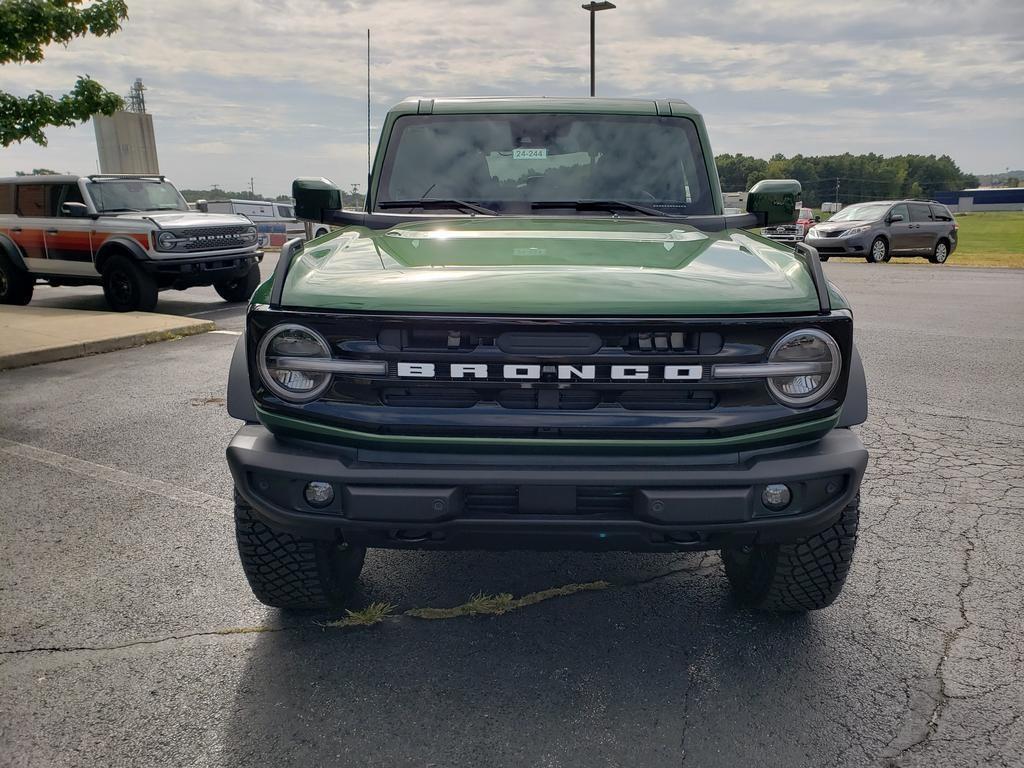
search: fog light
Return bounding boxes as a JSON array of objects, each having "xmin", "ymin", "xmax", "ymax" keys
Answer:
[
  {"xmin": 304, "ymin": 481, "xmax": 334, "ymax": 508},
  {"xmin": 761, "ymin": 483, "xmax": 792, "ymax": 511}
]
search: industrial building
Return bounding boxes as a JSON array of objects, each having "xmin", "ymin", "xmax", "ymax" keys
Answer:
[{"xmin": 932, "ymin": 187, "xmax": 1024, "ymax": 212}]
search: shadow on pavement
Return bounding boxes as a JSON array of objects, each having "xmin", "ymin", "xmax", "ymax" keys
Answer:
[{"xmin": 217, "ymin": 549, "xmax": 884, "ymax": 768}]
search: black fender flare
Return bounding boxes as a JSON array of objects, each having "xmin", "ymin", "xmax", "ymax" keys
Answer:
[
  {"xmin": 227, "ymin": 334, "xmax": 259, "ymax": 422},
  {"xmin": 0, "ymin": 233, "xmax": 27, "ymax": 271},
  {"xmin": 95, "ymin": 237, "xmax": 150, "ymax": 273},
  {"xmin": 838, "ymin": 343, "xmax": 868, "ymax": 427}
]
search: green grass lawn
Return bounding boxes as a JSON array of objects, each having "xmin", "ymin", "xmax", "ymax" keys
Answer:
[
  {"xmin": 809, "ymin": 209, "xmax": 1024, "ymax": 268},
  {"xmin": 952, "ymin": 211, "xmax": 1024, "ymax": 268}
]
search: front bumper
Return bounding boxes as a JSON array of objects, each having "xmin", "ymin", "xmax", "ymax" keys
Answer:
[
  {"xmin": 142, "ymin": 251, "xmax": 262, "ymax": 288},
  {"xmin": 804, "ymin": 234, "xmax": 870, "ymax": 256},
  {"xmin": 761, "ymin": 228, "xmax": 804, "ymax": 244},
  {"xmin": 227, "ymin": 424, "xmax": 867, "ymax": 552}
]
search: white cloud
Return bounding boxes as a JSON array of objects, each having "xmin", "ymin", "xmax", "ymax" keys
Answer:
[{"xmin": 2, "ymin": 0, "xmax": 1021, "ymax": 192}]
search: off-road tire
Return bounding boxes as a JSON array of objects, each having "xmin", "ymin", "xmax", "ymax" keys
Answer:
[
  {"xmin": 0, "ymin": 251, "xmax": 34, "ymax": 305},
  {"xmin": 102, "ymin": 255, "xmax": 158, "ymax": 312},
  {"xmin": 866, "ymin": 238, "xmax": 888, "ymax": 264},
  {"xmin": 929, "ymin": 239, "xmax": 950, "ymax": 264},
  {"xmin": 722, "ymin": 495, "xmax": 860, "ymax": 612},
  {"xmin": 234, "ymin": 490, "xmax": 366, "ymax": 610},
  {"xmin": 214, "ymin": 264, "xmax": 261, "ymax": 302}
]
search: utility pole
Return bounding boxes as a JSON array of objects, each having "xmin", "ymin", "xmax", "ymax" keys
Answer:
[
  {"xmin": 834, "ymin": 177, "xmax": 840, "ymax": 207},
  {"xmin": 582, "ymin": 2, "xmax": 616, "ymax": 97},
  {"xmin": 250, "ymin": 177, "xmax": 255, "ymax": 197},
  {"xmin": 367, "ymin": 29, "xmax": 372, "ymax": 184}
]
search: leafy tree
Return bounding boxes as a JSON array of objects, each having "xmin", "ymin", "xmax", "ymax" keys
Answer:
[
  {"xmin": 178, "ymin": 188, "xmax": 274, "ymax": 203},
  {"xmin": 0, "ymin": 0, "xmax": 129, "ymax": 147},
  {"xmin": 716, "ymin": 152, "xmax": 978, "ymax": 207},
  {"xmin": 15, "ymin": 167, "xmax": 60, "ymax": 175},
  {"xmin": 715, "ymin": 153, "xmax": 768, "ymax": 192}
]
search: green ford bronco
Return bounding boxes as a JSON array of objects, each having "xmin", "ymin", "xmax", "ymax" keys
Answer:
[{"xmin": 226, "ymin": 97, "xmax": 868, "ymax": 612}]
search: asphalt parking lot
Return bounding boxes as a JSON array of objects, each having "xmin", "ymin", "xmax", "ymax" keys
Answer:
[{"xmin": 1, "ymin": 261, "xmax": 1022, "ymax": 767}]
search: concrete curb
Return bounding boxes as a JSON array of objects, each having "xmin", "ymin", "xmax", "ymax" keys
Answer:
[{"xmin": 0, "ymin": 309, "xmax": 216, "ymax": 370}]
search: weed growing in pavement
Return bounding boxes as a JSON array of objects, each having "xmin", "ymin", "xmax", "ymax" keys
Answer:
[{"xmin": 319, "ymin": 601, "xmax": 397, "ymax": 629}]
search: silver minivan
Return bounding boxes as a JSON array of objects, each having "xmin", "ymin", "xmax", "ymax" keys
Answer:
[{"xmin": 805, "ymin": 200, "xmax": 959, "ymax": 264}]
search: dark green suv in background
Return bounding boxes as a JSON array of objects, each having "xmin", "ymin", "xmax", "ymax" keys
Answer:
[
  {"xmin": 226, "ymin": 97, "xmax": 869, "ymax": 614},
  {"xmin": 805, "ymin": 199, "xmax": 959, "ymax": 264}
]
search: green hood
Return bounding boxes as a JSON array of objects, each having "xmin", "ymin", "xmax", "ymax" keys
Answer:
[{"xmin": 269, "ymin": 217, "xmax": 829, "ymax": 315}]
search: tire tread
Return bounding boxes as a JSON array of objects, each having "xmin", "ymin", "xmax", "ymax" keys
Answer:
[
  {"xmin": 724, "ymin": 495, "xmax": 860, "ymax": 612},
  {"xmin": 233, "ymin": 490, "xmax": 364, "ymax": 609}
]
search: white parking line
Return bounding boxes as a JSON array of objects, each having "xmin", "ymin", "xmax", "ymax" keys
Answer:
[
  {"xmin": 0, "ymin": 437, "xmax": 232, "ymax": 515},
  {"xmin": 208, "ymin": 330, "xmax": 242, "ymax": 336}
]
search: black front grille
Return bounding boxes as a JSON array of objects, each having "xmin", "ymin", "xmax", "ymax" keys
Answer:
[
  {"xmin": 577, "ymin": 486, "xmax": 633, "ymax": 515},
  {"xmin": 464, "ymin": 486, "xmax": 518, "ymax": 515},
  {"xmin": 250, "ymin": 311, "xmax": 853, "ymax": 441},
  {"xmin": 461, "ymin": 485, "xmax": 633, "ymax": 516},
  {"xmin": 176, "ymin": 225, "xmax": 251, "ymax": 251}
]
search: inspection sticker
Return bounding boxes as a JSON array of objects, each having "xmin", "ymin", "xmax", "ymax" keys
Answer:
[{"xmin": 512, "ymin": 148, "xmax": 548, "ymax": 160}]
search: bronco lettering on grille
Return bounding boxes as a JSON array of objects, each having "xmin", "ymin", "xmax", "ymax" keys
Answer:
[{"xmin": 396, "ymin": 362, "xmax": 703, "ymax": 381}]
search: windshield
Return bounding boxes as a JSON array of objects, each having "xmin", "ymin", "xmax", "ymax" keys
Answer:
[
  {"xmin": 829, "ymin": 203, "xmax": 889, "ymax": 222},
  {"xmin": 376, "ymin": 113, "xmax": 715, "ymax": 215},
  {"xmin": 86, "ymin": 180, "xmax": 188, "ymax": 213}
]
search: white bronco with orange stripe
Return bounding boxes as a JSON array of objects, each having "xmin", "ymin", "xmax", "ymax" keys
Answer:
[{"xmin": 0, "ymin": 174, "xmax": 263, "ymax": 311}]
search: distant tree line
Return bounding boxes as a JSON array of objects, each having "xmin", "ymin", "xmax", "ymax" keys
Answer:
[
  {"xmin": 178, "ymin": 187, "xmax": 366, "ymax": 210},
  {"xmin": 715, "ymin": 153, "xmax": 980, "ymax": 206},
  {"xmin": 178, "ymin": 188, "xmax": 289, "ymax": 203},
  {"xmin": 975, "ymin": 170, "xmax": 1022, "ymax": 188}
]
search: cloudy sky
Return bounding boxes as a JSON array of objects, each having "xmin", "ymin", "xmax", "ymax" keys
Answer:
[{"xmin": 3, "ymin": 0, "xmax": 1022, "ymax": 195}]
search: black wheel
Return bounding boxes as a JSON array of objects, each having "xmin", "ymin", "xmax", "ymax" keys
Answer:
[
  {"xmin": 722, "ymin": 495, "xmax": 860, "ymax": 612},
  {"xmin": 234, "ymin": 490, "xmax": 365, "ymax": 610},
  {"xmin": 0, "ymin": 251, "xmax": 34, "ymax": 305},
  {"xmin": 102, "ymin": 255, "xmax": 158, "ymax": 312},
  {"xmin": 214, "ymin": 264, "xmax": 261, "ymax": 302},
  {"xmin": 929, "ymin": 240, "xmax": 950, "ymax": 264},
  {"xmin": 866, "ymin": 238, "xmax": 888, "ymax": 264},
  {"xmin": 818, "ymin": 255, "xmax": 830, "ymax": 262},
  {"xmin": 314, "ymin": 227, "xmax": 330, "ymax": 239}
]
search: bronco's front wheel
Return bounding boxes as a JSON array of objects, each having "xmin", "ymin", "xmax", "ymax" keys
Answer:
[
  {"xmin": 214, "ymin": 264, "xmax": 261, "ymax": 302},
  {"xmin": 234, "ymin": 490, "xmax": 365, "ymax": 609},
  {"xmin": 722, "ymin": 495, "xmax": 860, "ymax": 612}
]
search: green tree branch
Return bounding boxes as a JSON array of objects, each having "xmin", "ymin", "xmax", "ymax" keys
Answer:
[{"xmin": 0, "ymin": 0, "xmax": 129, "ymax": 146}]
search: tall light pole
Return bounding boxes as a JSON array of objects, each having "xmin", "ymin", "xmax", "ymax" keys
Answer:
[{"xmin": 582, "ymin": 2, "xmax": 616, "ymax": 97}]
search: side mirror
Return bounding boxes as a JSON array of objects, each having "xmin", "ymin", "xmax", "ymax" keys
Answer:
[
  {"xmin": 745, "ymin": 179, "xmax": 801, "ymax": 226},
  {"xmin": 814, "ymin": 215, "xmax": 821, "ymax": 222},
  {"xmin": 61, "ymin": 201, "xmax": 89, "ymax": 217},
  {"xmin": 889, "ymin": 213, "xmax": 904, "ymax": 223},
  {"xmin": 293, "ymin": 177, "xmax": 342, "ymax": 222}
]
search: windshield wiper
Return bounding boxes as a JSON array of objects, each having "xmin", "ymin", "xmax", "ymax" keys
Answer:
[
  {"xmin": 377, "ymin": 198, "xmax": 497, "ymax": 215},
  {"xmin": 531, "ymin": 200, "xmax": 668, "ymax": 217},
  {"xmin": 100, "ymin": 207, "xmax": 142, "ymax": 213}
]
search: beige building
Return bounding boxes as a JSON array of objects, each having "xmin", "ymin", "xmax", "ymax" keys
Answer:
[{"xmin": 93, "ymin": 111, "xmax": 160, "ymax": 175}]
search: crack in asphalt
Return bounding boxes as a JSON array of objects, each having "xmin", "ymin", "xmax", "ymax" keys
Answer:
[{"xmin": 0, "ymin": 563, "xmax": 703, "ymax": 660}]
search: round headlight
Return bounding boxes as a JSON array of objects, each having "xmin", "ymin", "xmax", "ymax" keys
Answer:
[
  {"xmin": 242, "ymin": 226, "xmax": 258, "ymax": 242},
  {"xmin": 157, "ymin": 231, "xmax": 177, "ymax": 249},
  {"xmin": 766, "ymin": 329, "xmax": 842, "ymax": 407},
  {"xmin": 258, "ymin": 324, "xmax": 333, "ymax": 403}
]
